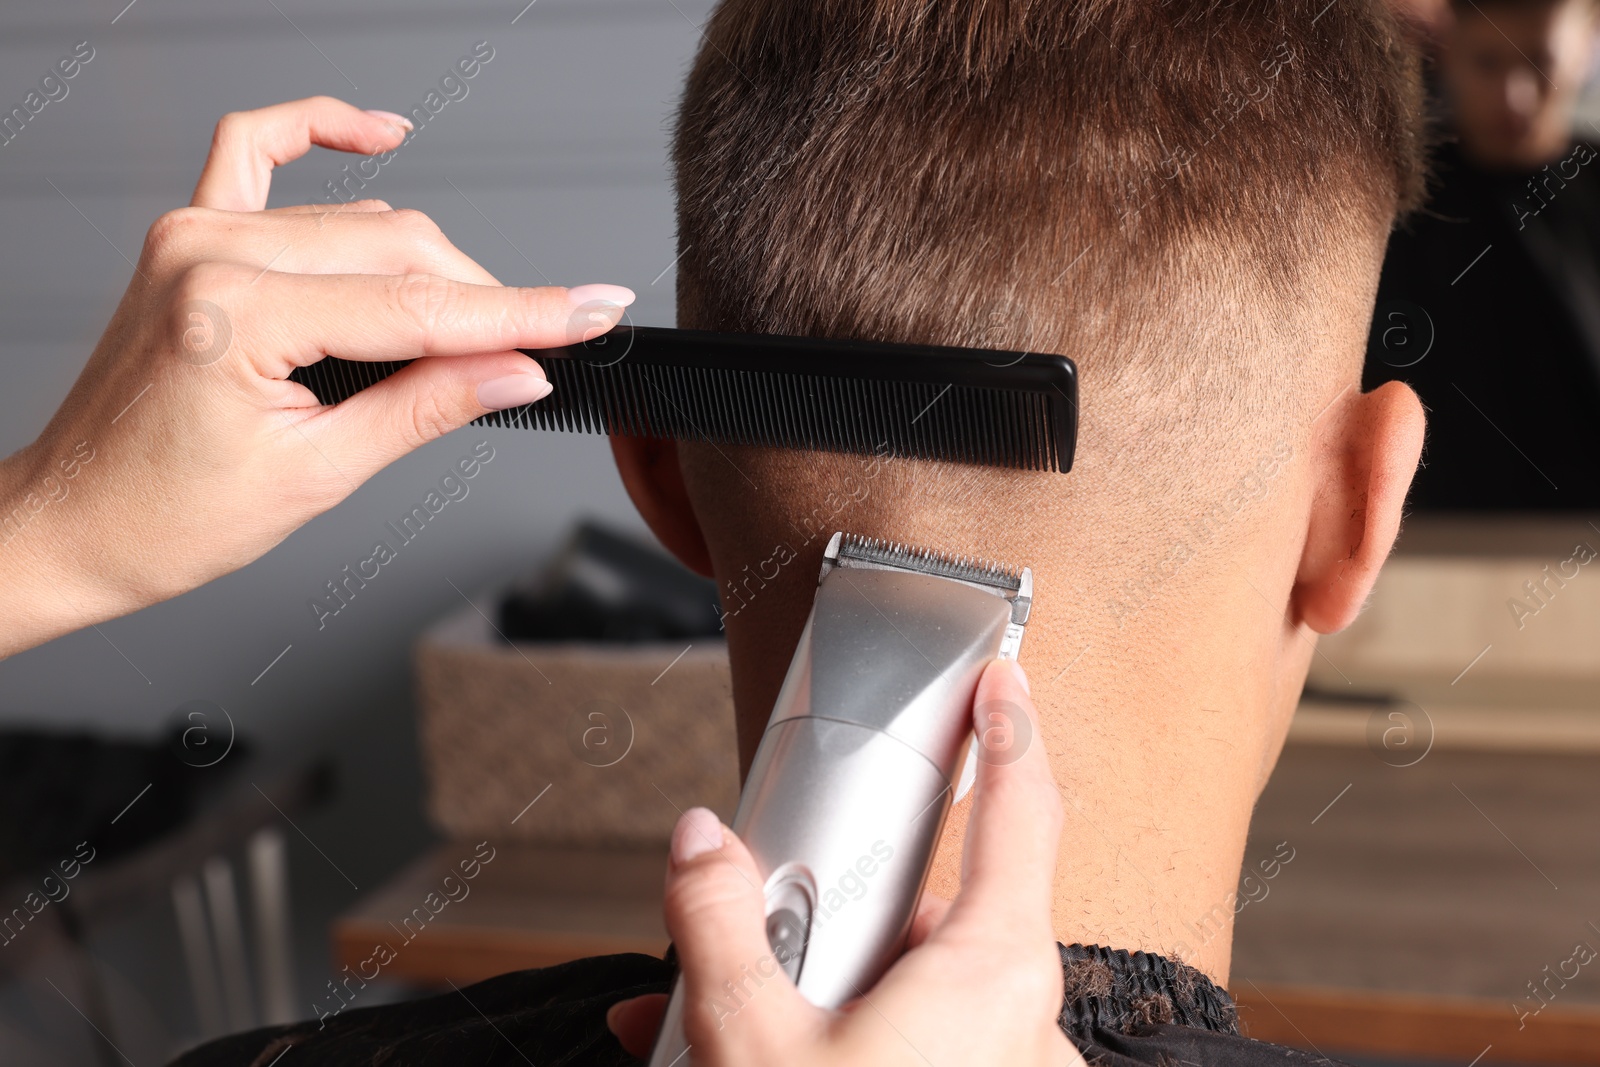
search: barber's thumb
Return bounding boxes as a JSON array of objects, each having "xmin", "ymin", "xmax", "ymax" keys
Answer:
[
  {"xmin": 661, "ymin": 809, "xmax": 793, "ymax": 1043},
  {"xmin": 957, "ymin": 658, "xmax": 1061, "ymax": 914}
]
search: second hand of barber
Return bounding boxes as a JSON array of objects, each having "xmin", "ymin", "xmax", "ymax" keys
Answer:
[{"xmin": 0, "ymin": 96, "xmax": 634, "ymax": 656}]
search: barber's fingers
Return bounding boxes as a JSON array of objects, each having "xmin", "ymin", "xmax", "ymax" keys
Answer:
[
  {"xmin": 300, "ymin": 349, "xmax": 542, "ymax": 477},
  {"xmin": 230, "ymin": 272, "xmax": 633, "ymax": 374},
  {"xmin": 265, "ymin": 199, "xmax": 394, "ymax": 215},
  {"xmin": 298, "ymin": 209, "xmax": 501, "ymax": 284},
  {"xmin": 185, "ymin": 271, "xmax": 631, "ymax": 483},
  {"xmin": 660, "ymin": 808, "xmax": 814, "ymax": 1058},
  {"xmin": 150, "ymin": 206, "xmax": 502, "ymax": 286},
  {"xmin": 268, "ymin": 208, "xmax": 503, "ymax": 285},
  {"xmin": 941, "ymin": 660, "xmax": 1062, "ymax": 938},
  {"xmin": 605, "ymin": 994, "xmax": 668, "ymax": 1061},
  {"xmin": 191, "ymin": 97, "xmax": 409, "ymax": 211}
]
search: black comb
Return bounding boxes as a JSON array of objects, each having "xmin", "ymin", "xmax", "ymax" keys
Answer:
[{"xmin": 287, "ymin": 325, "xmax": 1077, "ymax": 472}]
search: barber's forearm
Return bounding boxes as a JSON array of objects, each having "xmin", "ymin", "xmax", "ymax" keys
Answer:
[{"xmin": 0, "ymin": 443, "xmax": 115, "ymax": 656}]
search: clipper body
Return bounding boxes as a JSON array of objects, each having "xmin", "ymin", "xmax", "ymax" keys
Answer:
[{"xmin": 648, "ymin": 533, "xmax": 1031, "ymax": 1065}]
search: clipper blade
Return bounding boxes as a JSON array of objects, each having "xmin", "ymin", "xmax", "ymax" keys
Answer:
[
  {"xmin": 822, "ymin": 532, "xmax": 1031, "ymax": 633},
  {"xmin": 832, "ymin": 534, "xmax": 1021, "ymax": 591}
]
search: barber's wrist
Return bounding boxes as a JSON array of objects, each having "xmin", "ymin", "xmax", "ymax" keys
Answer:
[{"xmin": 0, "ymin": 440, "xmax": 120, "ymax": 656}]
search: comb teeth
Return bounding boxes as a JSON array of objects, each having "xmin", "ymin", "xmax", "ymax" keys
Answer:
[
  {"xmin": 286, "ymin": 326, "xmax": 1077, "ymax": 474},
  {"xmin": 836, "ymin": 534, "xmax": 1022, "ymax": 593},
  {"xmin": 476, "ymin": 364, "xmax": 1062, "ymax": 470}
]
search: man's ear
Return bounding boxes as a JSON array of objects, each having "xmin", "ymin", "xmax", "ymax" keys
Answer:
[
  {"xmin": 610, "ymin": 436, "xmax": 715, "ymax": 578},
  {"xmin": 1292, "ymin": 380, "xmax": 1426, "ymax": 635}
]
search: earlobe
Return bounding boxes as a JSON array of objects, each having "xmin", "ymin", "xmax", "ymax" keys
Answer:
[
  {"xmin": 610, "ymin": 436, "xmax": 715, "ymax": 577},
  {"xmin": 1291, "ymin": 381, "xmax": 1426, "ymax": 635}
]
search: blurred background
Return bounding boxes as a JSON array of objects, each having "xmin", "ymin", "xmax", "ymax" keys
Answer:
[{"xmin": 2, "ymin": 1, "xmax": 1600, "ymax": 1065}]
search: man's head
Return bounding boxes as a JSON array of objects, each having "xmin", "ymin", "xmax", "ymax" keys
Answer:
[
  {"xmin": 613, "ymin": 0, "xmax": 1427, "ymax": 981},
  {"xmin": 1443, "ymin": 0, "xmax": 1600, "ymax": 169}
]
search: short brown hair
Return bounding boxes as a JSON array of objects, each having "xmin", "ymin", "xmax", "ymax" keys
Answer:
[{"xmin": 672, "ymin": 0, "xmax": 1424, "ymax": 355}]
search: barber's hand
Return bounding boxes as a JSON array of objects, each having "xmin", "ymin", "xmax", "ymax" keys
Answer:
[
  {"xmin": 0, "ymin": 96, "xmax": 633, "ymax": 654},
  {"xmin": 608, "ymin": 659, "xmax": 1082, "ymax": 1067}
]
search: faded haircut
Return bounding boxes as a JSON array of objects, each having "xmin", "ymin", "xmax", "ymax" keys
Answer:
[
  {"xmin": 669, "ymin": 0, "xmax": 1427, "ymax": 526},
  {"xmin": 673, "ymin": 0, "xmax": 1423, "ymax": 342}
]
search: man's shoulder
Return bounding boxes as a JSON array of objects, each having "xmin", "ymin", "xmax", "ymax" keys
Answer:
[{"xmin": 167, "ymin": 953, "xmax": 674, "ymax": 1067}]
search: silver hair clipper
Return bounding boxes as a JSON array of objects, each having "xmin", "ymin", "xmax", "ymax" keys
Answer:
[{"xmin": 648, "ymin": 531, "xmax": 1032, "ymax": 1065}]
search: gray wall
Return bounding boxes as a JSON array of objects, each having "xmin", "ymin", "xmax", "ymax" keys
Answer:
[{"xmin": 0, "ymin": 2, "xmax": 707, "ymax": 1060}]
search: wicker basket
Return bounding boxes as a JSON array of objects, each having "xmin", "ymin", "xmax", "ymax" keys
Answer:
[{"xmin": 414, "ymin": 597, "xmax": 741, "ymax": 845}]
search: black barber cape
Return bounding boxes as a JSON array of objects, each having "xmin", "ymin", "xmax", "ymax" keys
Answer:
[{"xmin": 171, "ymin": 945, "xmax": 1350, "ymax": 1066}]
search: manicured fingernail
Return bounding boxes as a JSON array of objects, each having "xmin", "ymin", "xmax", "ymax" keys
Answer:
[
  {"xmin": 1008, "ymin": 658, "xmax": 1031, "ymax": 695},
  {"xmin": 567, "ymin": 283, "xmax": 636, "ymax": 309},
  {"xmin": 604, "ymin": 1002, "xmax": 624, "ymax": 1034},
  {"xmin": 364, "ymin": 109, "xmax": 414, "ymax": 131},
  {"xmin": 477, "ymin": 373, "xmax": 552, "ymax": 410},
  {"xmin": 672, "ymin": 807, "xmax": 723, "ymax": 866}
]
